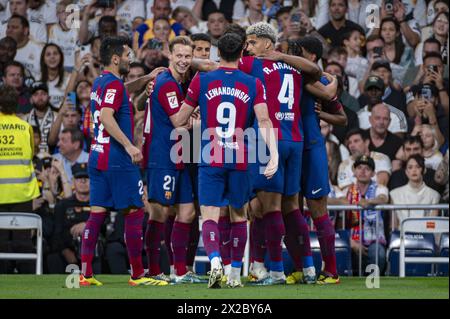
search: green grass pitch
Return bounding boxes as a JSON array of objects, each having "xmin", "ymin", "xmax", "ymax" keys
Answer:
[{"xmin": 0, "ymin": 275, "xmax": 448, "ymax": 299}]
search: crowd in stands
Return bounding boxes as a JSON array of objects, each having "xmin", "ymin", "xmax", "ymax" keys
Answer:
[{"xmin": 0, "ymin": 0, "xmax": 448, "ymax": 275}]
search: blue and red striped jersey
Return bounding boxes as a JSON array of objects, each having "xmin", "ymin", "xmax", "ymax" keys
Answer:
[
  {"xmin": 239, "ymin": 56, "xmax": 304, "ymax": 142},
  {"xmin": 88, "ymin": 71, "xmax": 135, "ymax": 171},
  {"xmin": 302, "ymin": 75, "xmax": 342, "ymax": 150},
  {"xmin": 142, "ymin": 69, "xmax": 186, "ymax": 170},
  {"xmin": 185, "ymin": 67, "xmax": 266, "ymax": 170}
]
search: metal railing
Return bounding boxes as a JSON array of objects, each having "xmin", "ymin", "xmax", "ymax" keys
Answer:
[{"xmin": 322, "ymin": 204, "xmax": 449, "ymax": 276}]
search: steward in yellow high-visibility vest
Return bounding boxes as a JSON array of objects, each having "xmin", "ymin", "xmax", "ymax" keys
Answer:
[{"xmin": 0, "ymin": 86, "xmax": 40, "ymax": 207}]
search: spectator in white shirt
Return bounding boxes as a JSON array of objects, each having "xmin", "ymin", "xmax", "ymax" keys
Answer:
[
  {"xmin": 390, "ymin": 154, "xmax": 440, "ymax": 229},
  {"xmin": 338, "ymin": 128, "xmax": 392, "ymax": 190},
  {"xmin": 418, "ymin": 124, "xmax": 444, "ymax": 171},
  {"xmin": 5, "ymin": 14, "xmax": 43, "ymax": 81}
]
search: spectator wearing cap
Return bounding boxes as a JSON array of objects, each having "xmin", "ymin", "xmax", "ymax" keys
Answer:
[
  {"xmin": 24, "ymin": 82, "xmax": 57, "ymax": 154},
  {"xmin": 0, "ymin": 36, "xmax": 17, "ymax": 79},
  {"xmin": 410, "ymin": 52, "xmax": 449, "ymax": 116},
  {"xmin": 1, "ymin": 61, "xmax": 31, "ymax": 115},
  {"xmin": 390, "ymin": 154, "xmax": 441, "ymax": 229},
  {"xmin": 5, "ymin": 14, "xmax": 44, "ymax": 81},
  {"xmin": 52, "ymin": 128, "xmax": 89, "ymax": 185},
  {"xmin": 390, "ymin": 136, "xmax": 443, "ymax": 193},
  {"xmin": 318, "ymin": 0, "xmax": 364, "ymax": 48},
  {"xmin": 359, "ymin": 60, "xmax": 408, "ymax": 116},
  {"xmin": 338, "ymin": 128, "xmax": 392, "ymax": 190},
  {"xmin": 407, "ymin": 83, "xmax": 448, "ymax": 148},
  {"xmin": 357, "ymin": 75, "xmax": 408, "ymax": 138},
  {"xmin": 48, "ymin": 162, "xmax": 103, "ymax": 274},
  {"xmin": 334, "ymin": 155, "xmax": 389, "ymax": 275}
]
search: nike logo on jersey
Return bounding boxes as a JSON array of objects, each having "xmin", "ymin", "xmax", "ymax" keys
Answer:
[{"xmin": 312, "ymin": 188, "xmax": 322, "ymax": 195}]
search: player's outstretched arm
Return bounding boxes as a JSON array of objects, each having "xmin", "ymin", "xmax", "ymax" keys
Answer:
[
  {"xmin": 125, "ymin": 67, "xmax": 167, "ymax": 94},
  {"xmin": 305, "ymin": 72, "xmax": 338, "ymax": 101},
  {"xmin": 190, "ymin": 58, "xmax": 219, "ymax": 73},
  {"xmin": 255, "ymin": 102, "xmax": 279, "ymax": 179},
  {"xmin": 259, "ymin": 50, "xmax": 322, "ymax": 81},
  {"xmin": 100, "ymin": 108, "xmax": 143, "ymax": 164}
]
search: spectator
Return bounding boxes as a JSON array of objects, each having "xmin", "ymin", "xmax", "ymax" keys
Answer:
[
  {"xmin": 342, "ymin": 27, "xmax": 367, "ymax": 83},
  {"xmin": 434, "ymin": 150, "xmax": 449, "ymax": 203},
  {"xmin": 327, "ymin": 46, "xmax": 360, "ymax": 98},
  {"xmin": 318, "ymin": 0, "xmax": 364, "ymax": 48},
  {"xmin": 40, "ymin": 43, "xmax": 70, "ymax": 109},
  {"xmin": 234, "ymin": 0, "xmax": 266, "ymax": 28},
  {"xmin": 27, "ymin": 0, "xmax": 58, "ymax": 27},
  {"xmin": 410, "ymin": 52, "xmax": 449, "ymax": 117},
  {"xmin": 390, "ymin": 136, "xmax": 443, "ymax": 192},
  {"xmin": 52, "ymin": 128, "xmax": 89, "ymax": 185},
  {"xmin": 74, "ymin": 80, "xmax": 94, "ymax": 148},
  {"xmin": 379, "ymin": 17, "xmax": 413, "ymax": 79},
  {"xmin": 405, "ymin": 38, "xmax": 441, "ymax": 87},
  {"xmin": 320, "ymin": 118, "xmax": 350, "ymax": 161},
  {"xmin": 190, "ymin": 33, "xmax": 211, "ymax": 59},
  {"xmin": 361, "ymin": 60, "xmax": 408, "ymax": 115},
  {"xmin": 338, "ymin": 128, "xmax": 392, "ymax": 190},
  {"xmin": 0, "ymin": 36, "xmax": 17, "ymax": 79},
  {"xmin": 133, "ymin": 0, "xmax": 185, "ymax": 50},
  {"xmin": 173, "ymin": 6, "xmax": 208, "ymax": 34},
  {"xmin": 139, "ymin": 38, "xmax": 169, "ymax": 70},
  {"xmin": 275, "ymin": 5, "xmax": 292, "ymax": 43},
  {"xmin": 79, "ymin": 0, "xmax": 120, "ymax": 45},
  {"xmin": 0, "ymin": 0, "xmax": 47, "ymax": 44},
  {"xmin": 407, "ymin": 83, "xmax": 448, "ymax": 147},
  {"xmin": 365, "ymin": 103, "xmax": 404, "ymax": 161},
  {"xmin": 48, "ymin": 0, "xmax": 80, "ymax": 70},
  {"xmin": 430, "ymin": 12, "xmax": 449, "ymax": 65},
  {"xmin": 192, "ymin": 0, "xmax": 244, "ymax": 22},
  {"xmin": 152, "ymin": 17, "xmax": 172, "ymax": 56},
  {"xmin": 335, "ymin": 155, "xmax": 388, "ymax": 275},
  {"xmin": 322, "ymin": 121, "xmax": 343, "ymax": 187},
  {"xmin": 47, "ymin": 100, "xmax": 83, "ymax": 149},
  {"xmin": 206, "ymin": 10, "xmax": 228, "ymax": 61},
  {"xmin": 2, "ymin": 61, "xmax": 32, "ymax": 115},
  {"xmin": 5, "ymin": 14, "xmax": 43, "ymax": 81},
  {"xmin": 24, "ymin": 82, "xmax": 57, "ymax": 154},
  {"xmin": 0, "ymin": 85, "xmax": 40, "ymax": 274},
  {"xmin": 390, "ymin": 154, "xmax": 440, "ymax": 229},
  {"xmin": 115, "ymin": 0, "xmax": 146, "ymax": 38},
  {"xmin": 357, "ymin": 75, "xmax": 408, "ymax": 137},
  {"xmin": 418, "ymin": 124, "xmax": 444, "ymax": 171},
  {"xmin": 48, "ymin": 163, "xmax": 103, "ymax": 274}
]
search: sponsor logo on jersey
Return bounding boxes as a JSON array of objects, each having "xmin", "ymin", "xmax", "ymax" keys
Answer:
[
  {"xmin": 104, "ymin": 89, "xmax": 117, "ymax": 104},
  {"xmin": 166, "ymin": 91, "xmax": 179, "ymax": 109},
  {"xmin": 275, "ymin": 112, "xmax": 295, "ymax": 121}
]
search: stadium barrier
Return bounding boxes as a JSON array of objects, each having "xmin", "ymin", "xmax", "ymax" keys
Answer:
[
  {"xmin": 325, "ymin": 204, "xmax": 449, "ymax": 277},
  {"xmin": 0, "ymin": 213, "xmax": 43, "ymax": 275}
]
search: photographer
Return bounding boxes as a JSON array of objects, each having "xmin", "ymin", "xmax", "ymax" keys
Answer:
[{"xmin": 47, "ymin": 163, "xmax": 103, "ymax": 274}]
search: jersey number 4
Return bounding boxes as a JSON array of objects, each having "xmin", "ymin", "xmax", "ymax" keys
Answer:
[{"xmin": 278, "ymin": 74, "xmax": 295, "ymax": 110}]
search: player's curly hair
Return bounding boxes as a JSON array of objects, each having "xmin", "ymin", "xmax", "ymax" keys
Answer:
[{"xmin": 246, "ymin": 22, "xmax": 277, "ymax": 44}]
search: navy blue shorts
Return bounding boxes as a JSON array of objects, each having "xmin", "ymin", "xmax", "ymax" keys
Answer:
[
  {"xmin": 198, "ymin": 166, "xmax": 252, "ymax": 209},
  {"xmin": 302, "ymin": 145, "xmax": 330, "ymax": 199},
  {"xmin": 147, "ymin": 168, "xmax": 194, "ymax": 206},
  {"xmin": 89, "ymin": 167, "xmax": 144, "ymax": 210},
  {"xmin": 253, "ymin": 140, "xmax": 303, "ymax": 196}
]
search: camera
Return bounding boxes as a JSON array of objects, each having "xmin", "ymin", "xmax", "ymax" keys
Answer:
[
  {"xmin": 385, "ymin": 0, "xmax": 394, "ymax": 12},
  {"xmin": 42, "ymin": 157, "xmax": 52, "ymax": 170},
  {"xmin": 373, "ymin": 46, "xmax": 383, "ymax": 58},
  {"xmin": 427, "ymin": 65, "xmax": 438, "ymax": 73},
  {"xmin": 420, "ymin": 87, "xmax": 432, "ymax": 100}
]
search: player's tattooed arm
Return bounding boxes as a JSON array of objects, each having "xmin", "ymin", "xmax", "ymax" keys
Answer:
[
  {"xmin": 125, "ymin": 67, "xmax": 167, "ymax": 93},
  {"xmin": 190, "ymin": 58, "xmax": 219, "ymax": 72},
  {"xmin": 258, "ymin": 50, "xmax": 322, "ymax": 81}
]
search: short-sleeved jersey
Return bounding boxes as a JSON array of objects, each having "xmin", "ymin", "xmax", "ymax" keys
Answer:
[
  {"xmin": 142, "ymin": 69, "xmax": 186, "ymax": 170},
  {"xmin": 239, "ymin": 56, "xmax": 303, "ymax": 142},
  {"xmin": 89, "ymin": 71, "xmax": 135, "ymax": 171},
  {"xmin": 185, "ymin": 67, "xmax": 266, "ymax": 170}
]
